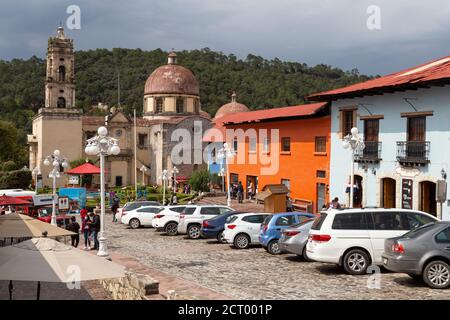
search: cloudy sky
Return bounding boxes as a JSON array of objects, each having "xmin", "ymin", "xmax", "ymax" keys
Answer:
[{"xmin": 1, "ymin": 0, "xmax": 449, "ymax": 75}]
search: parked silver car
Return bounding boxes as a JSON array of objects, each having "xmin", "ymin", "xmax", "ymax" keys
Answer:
[
  {"xmin": 279, "ymin": 218, "xmax": 315, "ymax": 261},
  {"xmin": 382, "ymin": 221, "xmax": 450, "ymax": 289}
]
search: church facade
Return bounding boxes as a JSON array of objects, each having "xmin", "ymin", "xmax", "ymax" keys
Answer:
[{"xmin": 28, "ymin": 27, "xmax": 211, "ymax": 189}]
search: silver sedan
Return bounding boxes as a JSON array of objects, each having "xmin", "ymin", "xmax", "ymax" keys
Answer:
[
  {"xmin": 279, "ymin": 218, "xmax": 315, "ymax": 261},
  {"xmin": 383, "ymin": 221, "xmax": 450, "ymax": 289}
]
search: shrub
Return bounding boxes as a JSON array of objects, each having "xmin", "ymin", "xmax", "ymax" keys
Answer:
[{"xmin": 1, "ymin": 161, "xmax": 18, "ymax": 172}]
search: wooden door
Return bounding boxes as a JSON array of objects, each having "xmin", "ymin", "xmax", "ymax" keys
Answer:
[
  {"xmin": 420, "ymin": 181, "xmax": 437, "ymax": 216},
  {"xmin": 407, "ymin": 117, "xmax": 426, "ymax": 158},
  {"xmin": 407, "ymin": 117, "xmax": 425, "ymax": 141},
  {"xmin": 382, "ymin": 178, "xmax": 396, "ymax": 209}
]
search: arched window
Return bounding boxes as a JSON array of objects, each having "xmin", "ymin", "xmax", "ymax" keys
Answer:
[
  {"xmin": 176, "ymin": 98, "xmax": 184, "ymax": 113},
  {"xmin": 58, "ymin": 66, "xmax": 66, "ymax": 82},
  {"xmin": 57, "ymin": 97, "xmax": 66, "ymax": 108},
  {"xmin": 155, "ymin": 98, "xmax": 163, "ymax": 113}
]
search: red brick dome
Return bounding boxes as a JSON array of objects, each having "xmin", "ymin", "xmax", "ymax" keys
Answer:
[
  {"xmin": 144, "ymin": 52, "xmax": 199, "ymax": 96},
  {"xmin": 214, "ymin": 92, "xmax": 249, "ymax": 119}
]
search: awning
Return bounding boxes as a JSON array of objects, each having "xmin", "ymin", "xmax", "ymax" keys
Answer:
[
  {"xmin": 66, "ymin": 163, "xmax": 101, "ymax": 175},
  {"xmin": 0, "ymin": 195, "xmax": 32, "ymax": 206}
]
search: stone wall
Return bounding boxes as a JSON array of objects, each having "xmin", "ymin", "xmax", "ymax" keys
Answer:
[{"xmin": 99, "ymin": 270, "xmax": 159, "ymax": 300}]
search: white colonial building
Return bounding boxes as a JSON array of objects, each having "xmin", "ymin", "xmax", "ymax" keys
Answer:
[{"xmin": 309, "ymin": 56, "xmax": 450, "ymax": 220}]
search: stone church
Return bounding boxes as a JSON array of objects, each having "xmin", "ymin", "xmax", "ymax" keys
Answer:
[{"xmin": 28, "ymin": 27, "xmax": 212, "ymax": 188}]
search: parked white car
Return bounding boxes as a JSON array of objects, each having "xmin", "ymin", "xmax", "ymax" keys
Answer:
[
  {"xmin": 177, "ymin": 205, "xmax": 234, "ymax": 239},
  {"xmin": 306, "ymin": 208, "xmax": 438, "ymax": 275},
  {"xmin": 115, "ymin": 201, "xmax": 161, "ymax": 222},
  {"xmin": 151, "ymin": 205, "xmax": 190, "ymax": 235},
  {"xmin": 120, "ymin": 205, "xmax": 164, "ymax": 229},
  {"xmin": 223, "ymin": 213, "xmax": 270, "ymax": 249}
]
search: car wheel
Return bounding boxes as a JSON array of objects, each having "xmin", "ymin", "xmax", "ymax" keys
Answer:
[
  {"xmin": 129, "ymin": 218, "xmax": 140, "ymax": 229},
  {"xmin": 423, "ymin": 260, "xmax": 450, "ymax": 289},
  {"xmin": 302, "ymin": 246, "xmax": 313, "ymax": 262},
  {"xmin": 217, "ymin": 231, "xmax": 226, "ymax": 243},
  {"xmin": 187, "ymin": 225, "xmax": 201, "ymax": 239},
  {"xmin": 234, "ymin": 234, "xmax": 250, "ymax": 249},
  {"xmin": 343, "ymin": 249, "xmax": 370, "ymax": 275},
  {"xmin": 267, "ymin": 240, "xmax": 282, "ymax": 255},
  {"xmin": 165, "ymin": 222, "xmax": 178, "ymax": 236}
]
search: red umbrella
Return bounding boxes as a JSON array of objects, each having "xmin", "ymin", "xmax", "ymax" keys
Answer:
[
  {"xmin": 66, "ymin": 163, "xmax": 102, "ymax": 175},
  {"xmin": 0, "ymin": 195, "xmax": 32, "ymax": 206}
]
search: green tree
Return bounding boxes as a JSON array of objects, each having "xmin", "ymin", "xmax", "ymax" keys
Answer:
[{"xmin": 189, "ymin": 169, "xmax": 211, "ymax": 192}]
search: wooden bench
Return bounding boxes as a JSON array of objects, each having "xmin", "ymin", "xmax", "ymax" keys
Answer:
[{"xmin": 292, "ymin": 198, "xmax": 313, "ymax": 213}]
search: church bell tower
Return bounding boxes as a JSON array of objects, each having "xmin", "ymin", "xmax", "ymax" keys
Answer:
[
  {"xmin": 28, "ymin": 26, "xmax": 82, "ymax": 189},
  {"xmin": 45, "ymin": 26, "xmax": 75, "ymax": 109}
]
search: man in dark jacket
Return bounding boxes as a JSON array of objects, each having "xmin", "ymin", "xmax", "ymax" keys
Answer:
[
  {"xmin": 67, "ymin": 216, "xmax": 80, "ymax": 248},
  {"xmin": 89, "ymin": 212, "xmax": 100, "ymax": 250},
  {"xmin": 237, "ymin": 181, "xmax": 244, "ymax": 203}
]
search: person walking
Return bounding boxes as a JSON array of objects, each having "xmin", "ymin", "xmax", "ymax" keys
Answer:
[
  {"xmin": 89, "ymin": 211, "xmax": 100, "ymax": 250},
  {"xmin": 171, "ymin": 193, "xmax": 178, "ymax": 205},
  {"xmin": 81, "ymin": 212, "xmax": 91, "ymax": 250},
  {"xmin": 247, "ymin": 181, "xmax": 254, "ymax": 200},
  {"xmin": 329, "ymin": 197, "xmax": 342, "ymax": 209},
  {"xmin": 67, "ymin": 216, "xmax": 80, "ymax": 248},
  {"xmin": 237, "ymin": 181, "xmax": 244, "ymax": 204},
  {"xmin": 111, "ymin": 194, "xmax": 120, "ymax": 222},
  {"xmin": 286, "ymin": 196, "xmax": 294, "ymax": 212}
]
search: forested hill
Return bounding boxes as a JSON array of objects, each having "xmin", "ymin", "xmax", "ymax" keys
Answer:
[
  {"xmin": 0, "ymin": 48, "xmax": 371, "ymax": 118},
  {"xmin": 0, "ymin": 48, "xmax": 371, "ymax": 168}
]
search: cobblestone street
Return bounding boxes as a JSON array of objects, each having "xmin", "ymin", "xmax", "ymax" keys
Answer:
[{"xmin": 106, "ymin": 199, "xmax": 450, "ymax": 300}]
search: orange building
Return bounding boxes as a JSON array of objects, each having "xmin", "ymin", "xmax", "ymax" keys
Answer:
[{"xmin": 220, "ymin": 102, "xmax": 331, "ymax": 213}]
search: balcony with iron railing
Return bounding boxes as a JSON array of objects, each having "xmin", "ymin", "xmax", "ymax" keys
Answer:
[
  {"xmin": 396, "ymin": 141, "xmax": 430, "ymax": 166},
  {"xmin": 354, "ymin": 141, "xmax": 382, "ymax": 163}
]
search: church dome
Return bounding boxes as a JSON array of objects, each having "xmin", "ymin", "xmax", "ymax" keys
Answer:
[
  {"xmin": 144, "ymin": 52, "xmax": 199, "ymax": 96},
  {"xmin": 214, "ymin": 92, "xmax": 249, "ymax": 119}
]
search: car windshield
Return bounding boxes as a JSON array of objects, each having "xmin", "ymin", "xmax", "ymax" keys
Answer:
[
  {"xmin": 262, "ymin": 215, "xmax": 273, "ymax": 225},
  {"xmin": 402, "ymin": 222, "xmax": 437, "ymax": 239},
  {"xmin": 226, "ymin": 215, "xmax": 239, "ymax": 224},
  {"xmin": 311, "ymin": 213, "xmax": 327, "ymax": 230},
  {"xmin": 290, "ymin": 218, "xmax": 315, "ymax": 229}
]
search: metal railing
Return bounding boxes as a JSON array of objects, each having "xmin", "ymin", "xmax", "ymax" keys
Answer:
[
  {"xmin": 354, "ymin": 141, "xmax": 382, "ymax": 162},
  {"xmin": 396, "ymin": 141, "xmax": 430, "ymax": 164}
]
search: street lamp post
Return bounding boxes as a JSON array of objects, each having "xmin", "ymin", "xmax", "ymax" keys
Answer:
[
  {"xmin": 342, "ymin": 127, "xmax": 365, "ymax": 208},
  {"xmin": 140, "ymin": 165, "xmax": 148, "ymax": 186},
  {"xmin": 85, "ymin": 126, "xmax": 120, "ymax": 259},
  {"xmin": 218, "ymin": 167, "xmax": 225, "ymax": 193},
  {"xmin": 171, "ymin": 166, "xmax": 179, "ymax": 192},
  {"xmin": 160, "ymin": 169, "xmax": 169, "ymax": 205},
  {"xmin": 32, "ymin": 167, "xmax": 41, "ymax": 194},
  {"xmin": 43, "ymin": 150, "xmax": 68, "ymax": 225},
  {"xmin": 219, "ymin": 143, "xmax": 235, "ymax": 207}
]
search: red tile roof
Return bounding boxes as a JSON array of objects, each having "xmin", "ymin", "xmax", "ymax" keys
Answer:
[
  {"xmin": 309, "ymin": 55, "xmax": 450, "ymax": 101},
  {"xmin": 219, "ymin": 102, "xmax": 328, "ymax": 125}
]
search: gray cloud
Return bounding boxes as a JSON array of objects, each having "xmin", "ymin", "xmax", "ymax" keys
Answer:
[{"xmin": 0, "ymin": 0, "xmax": 449, "ymax": 74}]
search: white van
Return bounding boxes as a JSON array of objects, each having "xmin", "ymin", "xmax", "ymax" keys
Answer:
[{"xmin": 306, "ymin": 208, "xmax": 438, "ymax": 275}]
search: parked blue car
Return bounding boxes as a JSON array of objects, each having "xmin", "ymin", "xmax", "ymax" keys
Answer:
[
  {"xmin": 200, "ymin": 211, "xmax": 248, "ymax": 243},
  {"xmin": 259, "ymin": 212, "xmax": 316, "ymax": 255}
]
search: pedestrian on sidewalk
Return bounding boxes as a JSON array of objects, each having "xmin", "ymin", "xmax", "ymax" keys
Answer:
[
  {"xmin": 111, "ymin": 194, "xmax": 120, "ymax": 222},
  {"xmin": 82, "ymin": 211, "xmax": 91, "ymax": 250},
  {"xmin": 89, "ymin": 211, "xmax": 100, "ymax": 250},
  {"xmin": 67, "ymin": 216, "xmax": 80, "ymax": 248},
  {"xmin": 237, "ymin": 181, "xmax": 244, "ymax": 203},
  {"xmin": 171, "ymin": 193, "xmax": 178, "ymax": 205}
]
